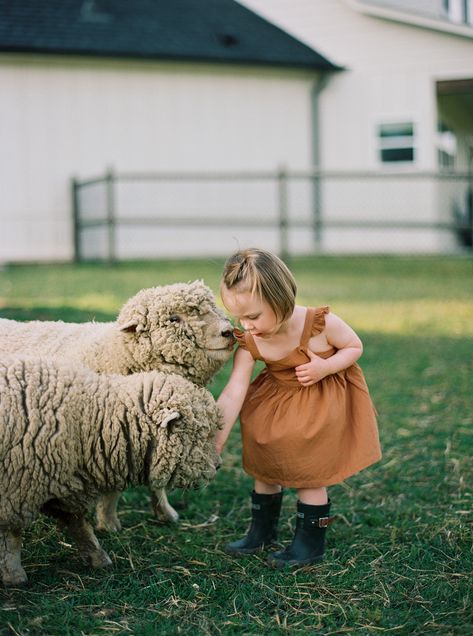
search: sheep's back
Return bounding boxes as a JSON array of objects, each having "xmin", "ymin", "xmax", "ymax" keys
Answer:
[{"xmin": 0, "ymin": 318, "xmax": 111, "ymax": 362}]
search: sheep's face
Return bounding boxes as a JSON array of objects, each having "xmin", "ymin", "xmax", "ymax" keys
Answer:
[
  {"xmin": 144, "ymin": 374, "xmax": 222, "ymax": 491},
  {"xmin": 118, "ymin": 281, "xmax": 235, "ymax": 385}
]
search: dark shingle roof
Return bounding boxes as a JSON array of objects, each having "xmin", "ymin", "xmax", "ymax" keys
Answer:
[{"xmin": 0, "ymin": 0, "xmax": 338, "ymax": 70}]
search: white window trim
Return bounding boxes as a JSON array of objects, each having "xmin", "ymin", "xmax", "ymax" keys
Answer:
[
  {"xmin": 344, "ymin": 0, "xmax": 473, "ymax": 39},
  {"xmin": 437, "ymin": 122, "xmax": 457, "ymax": 170},
  {"xmin": 376, "ymin": 119, "xmax": 417, "ymax": 169}
]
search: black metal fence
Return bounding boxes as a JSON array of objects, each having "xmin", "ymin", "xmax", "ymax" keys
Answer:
[{"xmin": 71, "ymin": 168, "xmax": 473, "ymax": 262}]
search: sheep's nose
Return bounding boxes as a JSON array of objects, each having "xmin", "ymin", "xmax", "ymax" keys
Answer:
[{"xmin": 221, "ymin": 329, "xmax": 234, "ymax": 340}]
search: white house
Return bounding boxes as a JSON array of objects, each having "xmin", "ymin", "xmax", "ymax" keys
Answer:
[
  {"xmin": 1, "ymin": 0, "xmax": 472, "ymax": 262},
  {"xmin": 240, "ymin": 0, "xmax": 473, "ymax": 253},
  {"xmin": 0, "ymin": 0, "xmax": 338, "ymax": 262}
]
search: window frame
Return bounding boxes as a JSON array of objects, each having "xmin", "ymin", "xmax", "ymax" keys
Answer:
[
  {"xmin": 376, "ymin": 120, "xmax": 417, "ymax": 168},
  {"xmin": 443, "ymin": 0, "xmax": 473, "ymax": 26},
  {"xmin": 437, "ymin": 121, "xmax": 457, "ymax": 171}
]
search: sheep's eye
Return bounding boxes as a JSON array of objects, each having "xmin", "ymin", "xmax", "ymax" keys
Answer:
[{"xmin": 169, "ymin": 314, "xmax": 181, "ymax": 323}]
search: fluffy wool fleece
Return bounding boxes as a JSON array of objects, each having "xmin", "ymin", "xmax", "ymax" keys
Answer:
[
  {"xmin": 0, "ymin": 280, "xmax": 233, "ymax": 529},
  {"xmin": 0, "ymin": 280, "xmax": 234, "ymax": 387},
  {"xmin": 0, "ymin": 356, "xmax": 222, "ymax": 586}
]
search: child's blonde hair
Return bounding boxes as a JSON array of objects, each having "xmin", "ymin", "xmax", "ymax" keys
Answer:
[{"xmin": 221, "ymin": 248, "xmax": 297, "ymax": 322}]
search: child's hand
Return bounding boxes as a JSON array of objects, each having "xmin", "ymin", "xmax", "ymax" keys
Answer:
[
  {"xmin": 295, "ymin": 349, "xmax": 331, "ymax": 386},
  {"xmin": 215, "ymin": 430, "xmax": 228, "ymax": 455}
]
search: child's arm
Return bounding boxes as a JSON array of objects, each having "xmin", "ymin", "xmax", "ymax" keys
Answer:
[
  {"xmin": 215, "ymin": 347, "xmax": 255, "ymax": 454},
  {"xmin": 295, "ymin": 313, "xmax": 363, "ymax": 387}
]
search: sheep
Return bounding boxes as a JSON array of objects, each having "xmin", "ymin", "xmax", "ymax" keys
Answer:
[
  {"xmin": 0, "ymin": 356, "xmax": 222, "ymax": 587},
  {"xmin": 0, "ymin": 280, "xmax": 234, "ymax": 530}
]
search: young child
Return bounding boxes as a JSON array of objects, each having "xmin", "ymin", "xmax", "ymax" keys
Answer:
[{"xmin": 216, "ymin": 248, "xmax": 381, "ymax": 568}]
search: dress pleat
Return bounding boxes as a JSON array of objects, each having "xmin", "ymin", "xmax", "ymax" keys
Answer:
[{"xmin": 234, "ymin": 307, "xmax": 381, "ymax": 488}]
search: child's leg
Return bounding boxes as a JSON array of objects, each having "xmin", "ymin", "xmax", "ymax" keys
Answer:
[
  {"xmin": 226, "ymin": 480, "xmax": 283, "ymax": 555},
  {"xmin": 255, "ymin": 479, "xmax": 282, "ymax": 495},
  {"xmin": 268, "ymin": 485, "xmax": 333, "ymax": 568},
  {"xmin": 298, "ymin": 487, "xmax": 328, "ymax": 505}
]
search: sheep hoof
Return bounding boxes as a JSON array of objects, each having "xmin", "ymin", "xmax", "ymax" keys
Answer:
[
  {"xmin": 2, "ymin": 568, "xmax": 28, "ymax": 587},
  {"xmin": 151, "ymin": 489, "xmax": 180, "ymax": 523},
  {"xmin": 155, "ymin": 507, "xmax": 180, "ymax": 524},
  {"xmin": 88, "ymin": 549, "xmax": 113, "ymax": 569}
]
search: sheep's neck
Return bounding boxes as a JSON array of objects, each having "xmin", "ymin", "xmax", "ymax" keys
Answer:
[{"xmin": 81, "ymin": 329, "xmax": 135, "ymax": 375}]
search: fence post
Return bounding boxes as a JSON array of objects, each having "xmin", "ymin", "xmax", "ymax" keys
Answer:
[
  {"xmin": 105, "ymin": 167, "xmax": 116, "ymax": 264},
  {"xmin": 71, "ymin": 176, "xmax": 81, "ymax": 263},
  {"xmin": 312, "ymin": 168, "xmax": 322, "ymax": 251},
  {"xmin": 277, "ymin": 166, "xmax": 289, "ymax": 262}
]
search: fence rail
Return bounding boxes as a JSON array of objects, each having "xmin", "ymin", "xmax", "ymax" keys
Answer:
[{"xmin": 72, "ymin": 168, "xmax": 473, "ymax": 262}]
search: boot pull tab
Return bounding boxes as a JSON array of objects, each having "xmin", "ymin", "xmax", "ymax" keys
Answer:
[
  {"xmin": 298, "ymin": 511, "xmax": 336, "ymax": 527},
  {"xmin": 309, "ymin": 515, "xmax": 336, "ymax": 528}
]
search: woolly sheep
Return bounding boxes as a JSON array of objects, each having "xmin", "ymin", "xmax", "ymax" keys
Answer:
[
  {"xmin": 0, "ymin": 280, "xmax": 234, "ymax": 530},
  {"xmin": 0, "ymin": 356, "xmax": 222, "ymax": 587}
]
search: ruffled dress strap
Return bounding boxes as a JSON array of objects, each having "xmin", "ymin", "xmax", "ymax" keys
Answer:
[
  {"xmin": 300, "ymin": 306, "xmax": 330, "ymax": 348},
  {"xmin": 234, "ymin": 328, "xmax": 261, "ymax": 360}
]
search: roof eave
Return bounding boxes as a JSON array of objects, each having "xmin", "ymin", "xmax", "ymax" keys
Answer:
[
  {"xmin": 0, "ymin": 45, "xmax": 342, "ymax": 71},
  {"xmin": 344, "ymin": 0, "xmax": 473, "ymax": 39}
]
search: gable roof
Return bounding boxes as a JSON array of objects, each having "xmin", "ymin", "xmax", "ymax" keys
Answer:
[{"xmin": 0, "ymin": 0, "xmax": 339, "ymax": 70}]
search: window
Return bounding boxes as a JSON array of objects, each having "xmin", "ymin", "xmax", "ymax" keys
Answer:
[
  {"xmin": 443, "ymin": 0, "xmax": 473, "ymax": 26},
  {"xmin": 378, "ymin": 122, "xmax": 415, "ymax": 164}
]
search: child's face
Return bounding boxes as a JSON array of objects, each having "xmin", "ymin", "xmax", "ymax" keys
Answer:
[{"xmin": 221, "ymin": 287, "xmax": 281, "ymax": 338}]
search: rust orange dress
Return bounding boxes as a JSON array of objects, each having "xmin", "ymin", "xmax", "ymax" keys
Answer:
[{"xmin": 235, "ymin": 307, "xmax": 381, "ymax": 488}]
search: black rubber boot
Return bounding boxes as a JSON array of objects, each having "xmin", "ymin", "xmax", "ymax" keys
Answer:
[
  {"xmin": 226, "ymin": 490, "xmax": 283, "ymax": 555},
  {"xmin": 268, "ymin": 500, "xmax": 334, "ymax": 568}
]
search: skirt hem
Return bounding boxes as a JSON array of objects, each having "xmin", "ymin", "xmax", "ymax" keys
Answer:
[{"xmin": 242, "ymin": 453, "xmax": 382, "ymax": 489}]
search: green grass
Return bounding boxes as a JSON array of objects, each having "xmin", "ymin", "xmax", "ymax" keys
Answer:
[{"xmin": 0, "ymin": 256, "xmax": 472, "ymax": 635}]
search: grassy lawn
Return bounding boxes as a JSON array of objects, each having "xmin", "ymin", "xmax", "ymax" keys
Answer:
[{"xmin": 0, "ymin": 256, "xmax": 472, "ymax": 635}]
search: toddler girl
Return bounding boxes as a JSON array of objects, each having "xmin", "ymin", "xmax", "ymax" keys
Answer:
[{"xmin": 216, "ymin": 248, "xmax": 381, "ymax": 567}]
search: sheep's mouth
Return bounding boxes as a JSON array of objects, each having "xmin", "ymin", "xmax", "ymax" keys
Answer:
[
  {"xmin": 206, "ymin": 344, "xmax": 234, "ymax": 352},
  {"xmin": 206, "ymin": 339, "xmax": 236, "ymax": 352},
  {"xmin": 205, "ymin": 346, "xmax": 234, "ymax": 361},
  {"xmin": 166, "ymin": 463, "xmax": 217, "ymax": 490}
]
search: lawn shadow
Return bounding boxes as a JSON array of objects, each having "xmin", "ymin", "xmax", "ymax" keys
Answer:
[{"xmin": 0, "ymin": 306, "xmax": 115, "ymax": 322}]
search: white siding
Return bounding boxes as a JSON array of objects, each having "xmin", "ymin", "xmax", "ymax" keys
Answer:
[
  {"xmin": 239, "ymin": 0, "xmax": 473, "ymax": 169},
  {"xmin": 0, "ymin": 56, "xmax": 317, "ymax": 261},
  {"xmin": 238, "ymin": 0, "xmax": 473, "ymax": 253},
  {"xmin": 2, "ymin": 0, "xmax": 473, "ymax": 260},
  {"xmin": 360, "ymin": 0, "xmax": 449, "ymax": 20}
]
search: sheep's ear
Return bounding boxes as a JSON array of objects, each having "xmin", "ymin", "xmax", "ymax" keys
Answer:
[
  {"xmin": 119, "ymin": 320, "xmax": 139, "ymax": 333},
  {"xmin": 160, "ymin": 410, "xmax": 181, "ymax": 430}
]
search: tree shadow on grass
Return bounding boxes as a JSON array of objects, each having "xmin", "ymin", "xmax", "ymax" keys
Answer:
[{"xmin": 0, "ymin": 306, "xmax": 115, "ymax": 323}]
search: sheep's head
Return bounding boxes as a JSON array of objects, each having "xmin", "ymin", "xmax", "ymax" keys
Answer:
[
  {"xmin": 142, "ymin": 373, "xmax": 222, "ymax": 491},
  {"xmin": 117, "ymin": 281, "xmax": 234, "ymax": 386}
]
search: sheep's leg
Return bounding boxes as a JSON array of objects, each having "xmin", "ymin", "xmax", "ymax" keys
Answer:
[
  {"xmin": 0, "ymin": 528, "xmax": 27, "ymax": 587},
  {"xmin": 95, "ymin": 492, "xmax": 122, "ymax": 532},
  {"xmin": 42, "ymin": 502, "xmax": 112, "ymax": 569},
  {"xmin": 63, "ymin": 516, "xmax": 112, "ymax": 569},
  {"xmin": 150, "ymin": 488, "xmax": 179, "ymax": 523},
  {"xmin": 56, "ymin": 512, "xmax": 112, "ymax": 569}
]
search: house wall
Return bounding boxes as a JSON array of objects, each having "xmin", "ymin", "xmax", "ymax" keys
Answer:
[
  {"xmin": 2, "ymin": 0, "xmax": 472, "ymax": 261},
  {"xmin": 239, "ymin": 0, "xmax": 473, "ymax": 253},
  {"xmin": 0, "ymin": 55, "xmax": 318, "ymax": 262}
]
